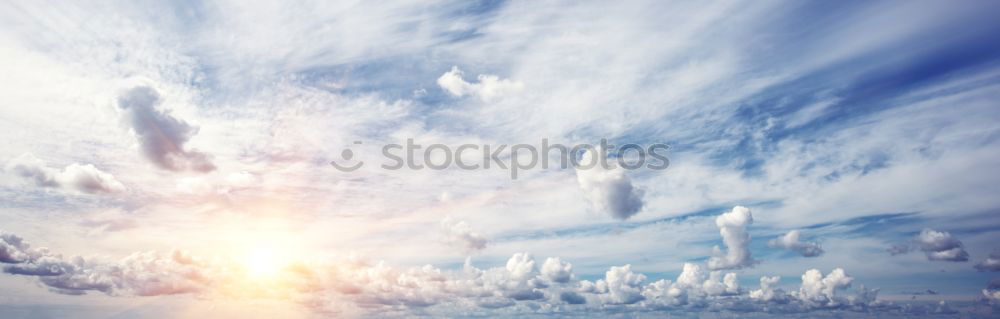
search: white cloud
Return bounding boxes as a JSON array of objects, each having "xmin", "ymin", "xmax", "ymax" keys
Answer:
[
  {"xmin": 5, "ymin": 153, "xmax": 125, "ymax": 194},
  {"xmin": 575, "ymin": 147, "xmax": 644, "ymax": 220},
  {"xmin": 749, "ymin": 276, "xmax": 787, "ymax": 302},
  {"xmin": 707, "ymin": 206, "xmax": 756, "ymax": 270},
  {"xmin": 116, "ymin": 86, "xmax": 215, "ymax": 172},
  {"xmin": 601, "ymin": 264, "xmax": 646, "ymax": 304},
  {"xmin": 769, "ymin": 230, "xmax": 824, "ymax": 257},
  {"xmin": 540, "ymin": 257, "xmax": 574, "ymax": 283},
  {"xmin": 441, "ymin": 217, "xmax": 488, "ymax": 253},
  {"xmin": 437, "ymin": 66, "xmax": 524, "ymax": 102},
  {"xmin": 796, "ymin": 268, "xmax": 854, "ymax": 307}
]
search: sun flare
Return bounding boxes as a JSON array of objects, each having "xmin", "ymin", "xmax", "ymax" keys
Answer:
[{"xmin": 243, "ymin": 247, "xmax": 288, "ymax": 279}]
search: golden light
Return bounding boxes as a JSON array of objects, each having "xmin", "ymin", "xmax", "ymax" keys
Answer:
[{"xmin": 243, "ymin": 244, "xmax": 289, "ymax": 279}]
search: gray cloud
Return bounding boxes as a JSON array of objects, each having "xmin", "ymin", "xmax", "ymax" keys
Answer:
[
  {"xmin": 915, "ymin": 229, "xmax": 969, "ymax": 262},
  {"xmin": 116, "ymin": 86, "xmax": 215, "ymax": 172},
  {"xmin": 575, "ymin": 148, "xmax": 644, "ymax": 220},
  {"xmin": 0, "ymin": 232, "xmax": 31, "ymax": 263},
  {"xmin": 887, "ymin": 229, "xmax": 970, "ymax": 262},
  {"xmin": 975, "ymin": 250, "xmax": 1000, "ymax": 272}
]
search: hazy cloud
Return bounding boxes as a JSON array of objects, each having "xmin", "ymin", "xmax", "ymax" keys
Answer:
[
  {"xmin": 441, "ymin": 217, "xmax": 488, "ymax": 253},
  {"xmin": 116, "ymin": 86, "xmax": 215, "ymax": 172},
  {"xmin": 975, "ymin": 249, "xmax": 1000, "ymax": 272}
]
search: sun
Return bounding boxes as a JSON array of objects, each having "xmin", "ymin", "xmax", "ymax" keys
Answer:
[{"xmin": 243, "ymin": 246, "xmax": 288, "ymax": 279}]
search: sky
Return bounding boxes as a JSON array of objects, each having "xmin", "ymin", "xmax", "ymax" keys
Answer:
[{"xmin": 2, "ymin": 0, "xmax": 1000, "ymax": 318}]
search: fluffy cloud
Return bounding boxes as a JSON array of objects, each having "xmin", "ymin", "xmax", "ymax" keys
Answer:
[
  {"xmin": 116, "ymin": 86, "xmax": 215, "ymax": 172},
  {"xmin": 540, "ymin": 257, "xmax": 574, "ymax": 283},
  {"xmin": 914, "ymin": 229, "xmax": 970, "ymax": 262},
  {"xmin": 575, "ymin": 147, "xmax": 644, "ymax": 220},
  {"xmin": 887, "ymin": 229, "xmax": 970, "ymax": 262},
  {"xmin": 707, "ymin": 206, "xmax": 756, "ymax": 270},
  {"xmin": 5, "ymin": 154, "xmax": 125, "ymax": 194},
  {"xmin": 601, "ymin": 264, "xmax": 647, "ymax": 304},
  {"xmin": 437, "ymin": 66, "xmax": 524, "ymax": 102},
  {"xmin": 749, "ymin": 276, "xmax": 787, "ymax": 302},
  {"xmin": 769, "ymin": 230, "xmax": 824, "ymax": 257},
  {"xmin": 796, "ymin": 268, "xmax": 853, "ymax": 307},
  {"xmin": 975, "ymin": 250, "xmax": 1000, "ymax": 272},
  {"xmin": 440, "ymin": 217, "xmax": 488, "ymax": 253},
  {"xmin": 0, "ymin": 232, "xmax": 31, "ymax": 263}
]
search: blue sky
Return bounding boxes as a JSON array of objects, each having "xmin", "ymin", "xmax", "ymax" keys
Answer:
[{"xmin": 1, "ymin": 0, "xmax": 1000, "ymax": 318}]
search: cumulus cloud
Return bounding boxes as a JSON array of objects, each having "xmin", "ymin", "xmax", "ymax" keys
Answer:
[
  {"xmin": 0, "ymin": 232, "xmax": 31, "ymax": 263},
  {"xmin": 436, "ymin": 66, "xmax": 524, "ymax": 102},
  {"xmin": 769, "ymin": 230, "xmax": 825, "ymax": 257},
  {"xmin": 707, "ymin": 206, "xmax": 756, "ymax": 270},
  {"xmin": 796, "ymin": 268, "xmax": 854, "ymax": 307},
  {"xmin": 540, "ymin": 257, "xmax": 574, "ymax": 283},
  {"xmin": 440, "ymin": 217, "xmax": 488, "ymax": 253},
  {"xmin": 975, "ymin": 250, "xmax": 1000, "ymax": 272},
  {"xmin": 886, "ymin": 229, "xmax": 970, "ymax": 262},
  {"xmin": 893, "ymin": 228, "xmax": 969, "ymax": 262},
  {"xmin": 5, "ymin": 154, "xmax": 125, "ymax": 194},
  {"xmin": 749, "ymin": 276, "xmax": 787, "ymax": 303},
  {"xmin": 575, "ymin": 147, "xmax": 644, "ymax": 220},
  {"xmin": 915, "ymin": 229, "xmax": 969, "ymax": 262},
  {"xmin": 601, "ymin": 265, "xmax": 647, "ymax": 304},
  {"xmin": 116, "ymin": 86, "xmax": 215, "ymax": 172}
]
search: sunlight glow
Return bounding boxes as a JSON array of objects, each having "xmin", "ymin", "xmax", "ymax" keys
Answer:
[{"xmin": 243, "ymin": 245, "xmax": 288, "ymax": 279}]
